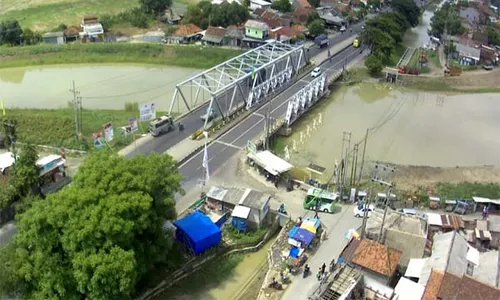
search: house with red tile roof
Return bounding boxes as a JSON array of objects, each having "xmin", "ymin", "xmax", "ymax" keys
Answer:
[
  {"xmin": 339, "ymin": 238, "xmax": 402, "ymax": 285},
  {"xmin": 168, "ymin": 24, "xmax": 203, "ymax": 44}
]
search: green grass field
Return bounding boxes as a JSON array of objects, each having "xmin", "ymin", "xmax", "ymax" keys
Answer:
[
  {"xmin": 0, "ymin": 0, "xmax": 139, "ymax": 31},
  {"xmin": 0, "ymin": 43, "xmax": 242, "ymax": 69},
  {"xmin": 1, "ymin": 106, "xmax": 163, "ymax": 150}
]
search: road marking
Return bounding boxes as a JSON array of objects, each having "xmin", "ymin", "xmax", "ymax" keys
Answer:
[
  {"xmin": 179, "ymin": 48, "xmax": 364, "ymax": 169},
  {"xmin": 300, "ymin": 79, "xmax": 312, "ymax": 84},
  {"xmin": 253, "ymin": 112, "xmax": 265, "ymax": 118},
  {"xmin": 214, "ymin": 141, "xmax": 243, "ymax": 150}
]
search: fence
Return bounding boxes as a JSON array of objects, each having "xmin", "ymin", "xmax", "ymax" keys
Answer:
[{"xmin": 136, "ymin": 213, "xmax": 281, "ymax": 300}]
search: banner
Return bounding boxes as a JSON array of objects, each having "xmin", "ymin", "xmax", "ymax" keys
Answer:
[
  {"xmin": 103, "ymin": 122, "xmax": 114, "ymax": 142},
  {"xmin": 129, "ymin": 117, "xmax": 138, "ymax": 133},
  {"xmin": 93, "ymin": 132, "xmax": 105, "ymax": 149},
  {"xmin": 138, "ymin": 103, "xmax": 156, "ymax": 122}
]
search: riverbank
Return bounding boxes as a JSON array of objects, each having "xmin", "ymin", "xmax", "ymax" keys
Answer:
[
  {"xmin": 0, "ymin": 107, "xmax": 162, "ymax": 150},
  {"xmin": 0, "ymin": 43, "xmax": 241, "ymax": 69}
]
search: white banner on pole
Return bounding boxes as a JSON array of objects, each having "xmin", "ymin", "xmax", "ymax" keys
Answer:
[{"xmin": 138, "ymin": 103, "xmax": 156, "ymax": 122}]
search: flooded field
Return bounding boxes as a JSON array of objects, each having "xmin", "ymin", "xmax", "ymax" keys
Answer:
[
  {"xmin": 279, "ymin": 84, "xmax": 500, "ymax": 170},
  {"xmin": 0, "ymin": 65, "xmax": 199, "ymax": 111}
]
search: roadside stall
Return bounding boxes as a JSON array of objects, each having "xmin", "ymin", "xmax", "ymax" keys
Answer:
[
  {"xmin": 429, "ymin": 196, "xmax": 441, "ymax": 209},
  {"xmin": 37, "ymin": 154, "xmax": 68, "ymax": 194},
  {"xmin": 445, "ymin": 199, "xmax": 457, "ymax": 212},
  {"xmin": 247, "ymin": 150, "xmax": 293, "ymax": 187}
]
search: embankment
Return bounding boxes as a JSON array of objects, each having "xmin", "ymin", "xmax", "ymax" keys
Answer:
[{"xmin": 0, "ymin": 43, "xmax": 242, "ymax": 69}]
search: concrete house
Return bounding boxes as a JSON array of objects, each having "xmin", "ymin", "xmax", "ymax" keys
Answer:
[
  {"xmin": 167, "ymin": 24, "xmax": 202, "ymax": 44},
  {"xmin": 250, "ymin": 0, "xmax": 272, "ymax": 10},
  {"xmin": 42, "ymin": 32, "xmax": 65, "ymax": 44},
  {"xmin": 81, "ymin": 16, "xmax": 104, "ymax": 41},
  {"xmin": 244, "ymin": 20, "xmax": 270, "ymax": 40}
]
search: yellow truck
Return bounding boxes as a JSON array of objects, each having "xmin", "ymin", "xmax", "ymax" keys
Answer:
[{"xmin": 353, "ymin": 37, "xmax": 360, "ymax": 48}]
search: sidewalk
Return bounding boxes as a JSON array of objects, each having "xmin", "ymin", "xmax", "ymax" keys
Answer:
[{"xmin": 280, "ymin": 205, "xmax": 362, "ymax": 300}]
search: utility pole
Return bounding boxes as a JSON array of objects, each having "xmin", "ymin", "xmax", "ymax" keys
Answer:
[
  {"xmin": 360, "ymin": 164, "xmax": 396, "ymax": 240},
  {"xmin": 3, "ymin": 119, "xmax": 17, "ymax": 160},
  {"xmin": 264, "ymin": 96, "xmax": 273, "ymax": 150},
  {"xmin": 349, "ymin": 144, "xmax": 358, "ymax": 186},
  {"xmin": 358, "ymin": 128, "xmax": 369, "ymax": 184},
  {"xmin": 371, "ymin": 165, "xmax": 396, "ymax": 243},
  {"xmin": 339, "ymin": 131, "xmax": 351, "ymax": 199},
  {"xmin": 69, "ymin": 80, "xmax": 82, "ymax": 140}
]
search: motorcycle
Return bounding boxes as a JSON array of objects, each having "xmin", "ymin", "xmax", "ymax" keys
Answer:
[
  {"xmin": 268, "ymin": 281, "xmax": 283, "ymax": 290},
  {"xmin": 303, "ymin": 266, "xmax": 310, "ymax": 278}
]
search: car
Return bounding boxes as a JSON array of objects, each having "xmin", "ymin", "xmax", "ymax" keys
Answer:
[
  {"xmin": 311, "ymin": 67, "xmax": 321, "ymax": 78},
  {"xmin": 353, "ymin": 204, "xmax": 375, "ymax": 218},
  {"xmin": 200, "ymin": 108, "xmax": 216, "ymax": 122},
  {"xmin": 361, "ymin": 25, "xmax": 365, "ymax": 29}
]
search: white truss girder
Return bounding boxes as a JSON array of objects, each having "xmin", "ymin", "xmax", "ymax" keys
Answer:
[
  {"xmin": 169, "ymin": 41, "xmax": 305, "ymax": 116},
  {"xmin": 285, "ymin": 74, "xmax": 327, "ymax": 126}
]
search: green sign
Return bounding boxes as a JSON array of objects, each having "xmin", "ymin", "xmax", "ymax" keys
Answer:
[{"xmin": 247, "ymin": 140, "xmax": 257, "ymax": 153}]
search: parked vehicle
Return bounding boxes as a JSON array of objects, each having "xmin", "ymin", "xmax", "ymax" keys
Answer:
[
  {"xmin": 314, "ymin": 34, "xmax": 329, "ymax": 48},
  {"xmin": 311, "ymin": 67, "xmax": 322, "ymax": 78},
  {"xmin": 200, "ymin": 107, "xmax": 216, "ymax": 122},
  {"xmin": 149, "ymin": 115, "xmax": 175, "ymax": 137},
  {"xmin": 483, "ymin": 61, "xmax": 493, "ymax": 70},
  {"xmin": 353, "ymin": 204, "xmax": 375, "ymax": 218},
  {"xmin": 399, "ymin": 66, "xmax": 421, "ymax": 75},
  {"xmin": 353, "ymin": 37, "xmax": 360, "ymax": 48}
]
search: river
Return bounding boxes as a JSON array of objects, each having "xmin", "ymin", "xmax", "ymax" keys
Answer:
[
  {"xmin": 279, "ymin": 84, "xmax": 500, "ymax": 169},
  {"xmin": 0, "ymin": 65, "xmax": 200, "ymax": 111}
]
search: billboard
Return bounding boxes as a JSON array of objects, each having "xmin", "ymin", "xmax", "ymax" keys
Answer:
[
  {"xmin": 129, "ymin": 117, "xmax": 138, "ymax": 133},
  {"xmin": 93, "ymin": 132, "xmax": 105, "ymax": 149},
  {"xmin": 139, "ymin": 103, "xmax": 156, "ymax": 122},
  {"xmin": 103, "ymin": 122, "xmax": 114, "ymax": 142}
]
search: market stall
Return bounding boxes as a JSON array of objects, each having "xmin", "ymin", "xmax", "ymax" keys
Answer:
[
  {"xmin": 247, "ymin": 150, "xmax": 293, "ymax": 186},
  {"xmin": 37, "ymin": 154, "xmax": 68, "ymax": 194}
]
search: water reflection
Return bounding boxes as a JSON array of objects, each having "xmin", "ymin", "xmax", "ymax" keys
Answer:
[{"xmin": 282, "ymin": 84, "xmax": 500, "ymax": 168}]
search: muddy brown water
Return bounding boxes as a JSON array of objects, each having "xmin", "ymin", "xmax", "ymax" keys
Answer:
[
  {"xmin": 0, "ymin": 65, "xmax": 200, "ymax": 111},
  {"xmin": 280, "ymin": 84, "xmax": 500, "ymax": 171}
]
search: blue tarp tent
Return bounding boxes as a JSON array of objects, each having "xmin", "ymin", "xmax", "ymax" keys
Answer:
[
  {"xmin": 292, "ymin": 227, "xmax": 315, "ymax": 245},
  {"xmin": 173, "ymin": 211, "xmax": 222, "ymax": 255},
  {"xmin": 288, "ymin": 226, "xmax": 299, "ymax": 238}
]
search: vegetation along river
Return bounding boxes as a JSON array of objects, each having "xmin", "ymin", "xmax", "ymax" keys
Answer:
[
  {"xmin": 0, "ymin": 65, "xmax": 200, "ymax": 111},
  {"xmin": 277, "ymin": 84, "xmax": 500, "ymax": 169}
]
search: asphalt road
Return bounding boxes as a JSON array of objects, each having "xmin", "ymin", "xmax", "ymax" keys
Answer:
[
  {"xmin": 178, "ymin": 45, "xmax": 368, "ymax": 192},
  {"xmin": 125, "ymin": 23, "xmax": 368, "ymax": 157}
]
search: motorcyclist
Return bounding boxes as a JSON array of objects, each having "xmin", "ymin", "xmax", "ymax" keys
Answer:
[{"xmin": 304, "ymin": 264, "xmax": 310, "ymax": 274}]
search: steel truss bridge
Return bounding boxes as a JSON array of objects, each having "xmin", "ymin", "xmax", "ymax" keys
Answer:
[
  {"xmin": 169, "ymin": 41, "xmax": 307, "ymax": 128},
  {"xmin": 284, "ymin": 73, "xmax": 327, "ymax": 127}
]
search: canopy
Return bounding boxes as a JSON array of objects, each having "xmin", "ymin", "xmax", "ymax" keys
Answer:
[
  {"xmin": 247, "ymin": 150, "xmax": 293, "ymax": 176},
  {"xmin": 289, "ymin": 246, "xmax": 300, "ymax": 258},
  {"xmin": 288, "ymin": 226, "xmax": 299, "ymax": 238},
  {"xmin": 173, "ymin": 211, "xmax": 222, "ymax": 255},
  {"xmin": 291, "ymin": 227, "xmax": 315, "ymax": 245},
  {"xmin": 300, "ymin": 223, "xmax": 317, "ymax": 234},
  {"xmin": 300, "ymin": 218, "xmax": 320, "ymax": 234}
]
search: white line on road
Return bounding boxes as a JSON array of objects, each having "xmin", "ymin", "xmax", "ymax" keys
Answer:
[
  {"xmin": 214, "ymin": 141, "xmax": 243, "ymax": 150},
  {"xmin": 253, "ymin": 112, "xmax": 265, "ymax": 118}
]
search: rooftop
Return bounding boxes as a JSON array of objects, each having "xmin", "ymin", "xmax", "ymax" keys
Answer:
[
  {"xmin": 245, "ymin": 19, "xmax": 270, "ymax": 30},
  {"xmin": 0, "ymin": 152, "xmax": 15, "ymax": 172},
  {"xmin": 350, "ymin": 239, "xmax": 402, "ymax": 277},
  {"xmin": 43, "ymin": 31, "xmax": 64, "ymax": 38},
  {"xmin": 205, "ymin": 26, "xmax": 227, "ymax": 38},
  {"xmin": 206, "ymin": 186, "xmax": 270, "ymax": 209},
  {"xmin": 422, "ymin": 269, "xmax": 500, "ymax": 300},
  {"xmin": 366, "ymin": 210, "xmax": 427, "ymax": 237},
  {"xmin": 174, "ymin": 24, "xmax": 202, "ymax": 36}
]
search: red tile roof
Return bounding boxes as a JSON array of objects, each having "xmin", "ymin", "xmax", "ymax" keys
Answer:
[
  {"xmin": 441, "ymin": 214, "xmax": 464, "ymax": 230},
  {"xmin": 205, "ymin": 26, "xmax": 227, "ymax": 38},
  {"xmin": 64, "ymin": 26, "xmax": 82, "ymax": 36},
  {"xmin": 297, "ymin": 0, "xmax": 312, "ymax": 8},
  {"xmin": 422, "ymin": 269, "xmax": 500, "ymax": 300},
  {"xmin": 351, "ymin": 239, "xmax": 402, "ymax": 277},
  {"xmin": 175, "ymin": 24, "xmax": 202, "ymax": 36},
  {"xmin": 270, "ymin": 26, "xmax": 299, "ymax": 38},
  {"xmin": 291, "ymin": 24, "xmax": 308, "ymax": 33}
]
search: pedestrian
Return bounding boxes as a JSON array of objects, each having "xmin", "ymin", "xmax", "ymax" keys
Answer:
[
  {"xmin": 483, "ymin": 206, "xmax": 488, "ymax": 220},
  {"xmin": 321, "ymin": 263, "xmax": 326, "ymax": 275}
]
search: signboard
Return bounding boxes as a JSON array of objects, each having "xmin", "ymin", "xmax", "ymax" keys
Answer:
[
  {"xmin": 103, "ymin": 122, "xmax": 114, "ymax": 142},
  {"xmin": 129, "ymin": 117, "xmax": 138, "ymax": 133},
  {"xmin": 247, "ymin": 140, "xmax": 257, "ymax": 153},
  {"xmin": 93, "ymin": 132, "xmax": 105, "ymax": 149},
  {"xmin": 139, "ymin": 103, "xmax": 156, "ymax": 122}
]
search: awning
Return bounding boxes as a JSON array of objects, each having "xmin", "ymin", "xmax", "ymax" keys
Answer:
[
  {"xmin": 300, "ymin": 223, "xmax": 317, "ymax": 234},
  {"xmin": 394, "ymin": 277, "xmax": 425, "ymax": 300},
  {"xmin": 405, "ymin": 258, "xmax": 427, "ymax": 278},
  {"xmin": 247, "ymin": 150, "xmax": 293, "ymax": 175},
  {"xmin": 301, "ymin": 217, "xmax": 320, "ymax": 234},
  {"xmin": 288, "ymin": 226, "xmax": 299, "ymax": 238},
  {"xmin": 231, "ymin": 205, "xmax": 251, "ymax": 219},
  {"xmin": 292, "ymin": 227, "xmax": 315, "ymax": 245}
]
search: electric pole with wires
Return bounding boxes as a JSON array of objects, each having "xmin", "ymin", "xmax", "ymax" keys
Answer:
[
  {"xmin": 360, "ymin": 164, "xmax": 396, "ymax": 239},
  {"xmin": 339, "ymin": 131, "xmax": 351, "ymax": 199},
  {"xmin": 69, "ymin": 80, "xmax": 83, "ymax": 140}
]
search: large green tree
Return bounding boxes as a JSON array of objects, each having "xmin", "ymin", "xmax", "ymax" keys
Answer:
[
  {"xmin": 140, "ymin": 0, "xmax": 172, "ymax": 16},
  {"xmin": 365, "ymin": 55, "xmax": 383, "ymax": 74},
  {"xmin": 182, "ymin": 1, "xmax": 248, "ymax": 29},
  {"xmin": 428, "ymin": 3, "xmax": 465, "ymax": 37},
  {"xmin": 1, "ymin": 151, "xmax": 183, "ymax": 299},
  {"xmin": 366, "ymin": 14, "xmax": 403, "ymax": 43},
  {"xmin": 271, "ymin": 0, "xmax": 292, "ymax": 13},
  {"xmin": 308, "ymin": 19, "xmax": 326, "ymax": 37},
  {"xmin": 0, "ymin": 20, "xmax": 23, "ymax": 45},
  {"xmin": 391, "ymin": 0, "xmax": 420, "ymax": 27}
]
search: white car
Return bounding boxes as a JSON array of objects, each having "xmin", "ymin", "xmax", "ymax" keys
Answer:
[
  {"xmin": 353, "ymin": 204, "xmax": 375, "ymax": 218},
  {"xmin": 311, "ymin": 67, "xmax": 321, "ymax": 78}
]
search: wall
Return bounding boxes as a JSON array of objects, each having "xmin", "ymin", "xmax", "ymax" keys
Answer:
[
  {"xmin": 245, "ymin": 27, "xmax": 267, "ymax": 40},
  {"xmin": 384, "ymin": 229, "xmax": 426, "ymax": 267}
]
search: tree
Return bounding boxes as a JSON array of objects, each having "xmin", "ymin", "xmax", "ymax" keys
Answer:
[
  {"xmin": 428, "ymin": 3, "xmax": 464, "ymax": 37},
  {"xmin": 271, "ymin": 0, "xmax": 292, "ymax": 13},
  {"xmin": 366, "ymin": 14, "xmax": 403, "ymax": 43},
  {"xmin": 140, "ymin": 0, "xmax": 172, "ymax": 16},
  {"xmin": 307, "ymin": 11, "xmax": 321, "ymax": 25},
  {"xmin": 1, "ymin": 151, "xmax": 183, "ymax": 299},
  {"xmin": 308, "ymin": 19, "xmax": 325, "ymax": 37},
  {"xmin": 243, "ymin": 0, "xmax": 251, "ymax": 7},
  {"xmin": 182, "ymin": 1, "xmax": 248, "ymax": 28},
  {"xmin": 368, "ymin": 0, "xmax": 381, "ymax": 7},
  {"xmin": 365, "ymin": 55, "xmax": 383, "ymax": 74},
  {"xmin": 309, "ymin": 0, "xmax": 320, "ymax": 8},
  {"xmin": 22, "ymin": 28, "xmax": 41, "ymax": 46},
  {"xmin": 487, "ymin": 26, "xmax": 500, "ymax": 45},
  {"xmin": 391, "ymin": 0, "xmax": 420, "ymax": 27},
  {"xmin": 0, "ymin": 20, "xmax": 23, "ymax": 45}
]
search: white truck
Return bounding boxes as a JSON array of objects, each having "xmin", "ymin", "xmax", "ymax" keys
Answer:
[{"xmin": 200, "ymin": 108, "xmax": 216, "ymax": 122}]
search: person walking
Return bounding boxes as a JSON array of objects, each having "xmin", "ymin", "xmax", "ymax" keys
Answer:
[{"xmin": 321, "ymin": 263, "xmax": 326, "ymax": 275}]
